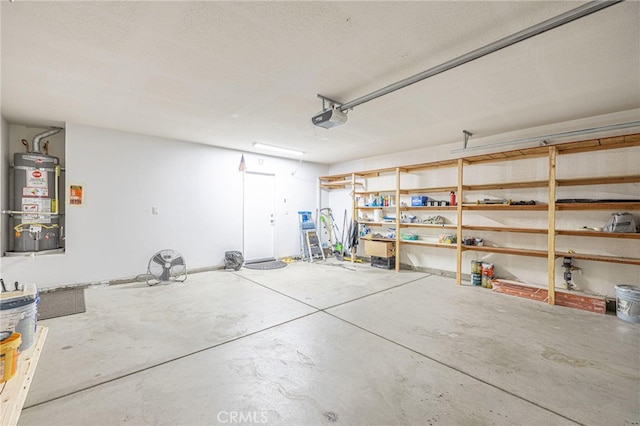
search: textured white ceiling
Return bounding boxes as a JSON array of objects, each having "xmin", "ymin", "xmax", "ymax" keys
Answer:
[{"xmin": 2, "ymin": 1, "xmax": 639, "ymax": 164}]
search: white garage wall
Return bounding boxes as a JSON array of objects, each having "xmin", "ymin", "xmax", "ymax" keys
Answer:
[{"xmin": 2, "ymin": 123, "xmax": 327, "ymax": 288}]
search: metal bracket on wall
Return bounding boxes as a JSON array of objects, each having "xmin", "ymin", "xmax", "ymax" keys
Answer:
[{"xmin": 463, "ymin": 130, "xmax": 473, "ymax": 150}]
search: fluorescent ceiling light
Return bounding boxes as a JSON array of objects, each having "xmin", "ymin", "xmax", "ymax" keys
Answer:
[{"xmin": 253, "ymin": 142, "xmax": 304, "ymax": 156}]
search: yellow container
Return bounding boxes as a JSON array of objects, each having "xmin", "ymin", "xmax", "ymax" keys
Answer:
[{"xmin": 0, "ymin": 332, "xmax": 22, "ymax": 383}]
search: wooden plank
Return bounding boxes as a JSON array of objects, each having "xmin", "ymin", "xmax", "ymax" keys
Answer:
[
  {"xmin": 625, "ymin": 134, "xmax": 640, "ymax": 143},
  {"xmin": 556, "ymin": 230, "xmax": 640, "ymax": 239},
  {"xmin": 395, "ymin": 168, "xmax": 401, "ymax": 272},
  {"xmin": 403, "ymin": 159, "xmax": 458, "ymax": 172},
  {"xmin": 1, "ymin": 326, "xmax": 48, "ymax": 426},
  {"xmin": 400, "ymin": 206, "xmax": 458, "ymax": 211},
  {"xmin": 548, "ymin": 146, "xmax": 557, "ymax": 306},
  {"xmin": 556, "ymin": 175, "xmax": 640, "ymax": 186},
  {"xmin": 400, "ymin": 240, "xmax": 457, "ymax": 249},
  {"xmin": 464, "ymin": 146, "xmax": 548, "ymax": 164},
  {"xmin": 463, "ymin": 246, "xmax": 548, "ymax": 258},
  {"xmin": 403, "ymin": 186, "xmax": 458, "ymax": 194},
  {"xmin": 456, "ymin": 158, "xmax": 464, "ymax": 285},
  {"xmin": 462, "ymin": 204, "xmax": 547, "ymax": 211},
  {"xmin": 462, "ymin": 225, "xmax": 547, "ymax": 234},
  {"xmin": 555, "ymin": 252, "xmax": 640, "ymax": 266},
  {"xmin": 464, "ymin": 180, "xmax": 548, "ymax": 191},
  {"xmin": 556, "ymin": 202, "xmax": 640, "ymax": 210},
  {"xmin": 354, "ymin": 189, "xmax": 397, "ymax": 195},
  {"xmin": 400, "ymin": 223, "xmax": 457, "ymax": 229}
]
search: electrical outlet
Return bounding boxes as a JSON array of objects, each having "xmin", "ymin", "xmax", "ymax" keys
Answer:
[{"xmin": 152, "ymin": 206, "xmax": 159, "ymax": 215}]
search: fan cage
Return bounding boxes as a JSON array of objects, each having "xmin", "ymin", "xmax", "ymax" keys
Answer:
[{"xmin": 147, "ymin": 249, "xmax": 188, "ymax": 286}]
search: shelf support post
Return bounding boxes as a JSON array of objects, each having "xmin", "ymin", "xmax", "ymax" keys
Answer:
[
  {"xmin": 456, "ymin": 158, "xmax": 464, "ymax": 285},
  {"xmin": 548, "ymin": 146, "xmax": 557, "ymax": 305},
  {"xmin": 395, "ymin": 167, "xmax": 401, "ymax": 272},
  {"xmin": 351, "ymin": 173, "xmax": 357, "ymax": 263}
]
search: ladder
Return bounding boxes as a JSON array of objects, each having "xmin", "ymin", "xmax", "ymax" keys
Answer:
[{"xmin": 298, "ymin": 211, "xmax": 325, "ymax": 262}]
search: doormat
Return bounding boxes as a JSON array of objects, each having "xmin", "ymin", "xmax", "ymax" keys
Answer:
[{"xmin": 243, "ymin": 260, "xmax": 288, "ymax": 270}]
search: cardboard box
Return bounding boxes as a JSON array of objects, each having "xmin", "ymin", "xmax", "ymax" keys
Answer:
[{"xmin": 364, "ymin": 240, "xmax": 395, "ymax": 257}]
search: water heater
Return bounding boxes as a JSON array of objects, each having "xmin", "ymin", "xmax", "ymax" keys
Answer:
[{"xmin": 10, "ymin": 128, "xmax": 63, "ymax": 253}]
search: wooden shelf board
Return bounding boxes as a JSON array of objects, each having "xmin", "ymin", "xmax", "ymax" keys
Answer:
[
  {"xmin": 1, "ymin": 326, "xmax": 48, "ymax": 426},
  {"xmin": 320, "ymin": 184, "xmax": 349, "ymax": 190},
  {"xmin": 360, "ymin": 237, "xmax": 396, "ymax": 243},
  {"xmin": 353, "ymin": 167, "xmax": 399, "ymax": 178},
  {"xmin": 356, "ymin": 206, "xmax": 397, "ymax": 210},
  {"xmin": 462, "ymin": 204, "xmax": 547, "ymax": 211},
  {"xmin": 319, "ymin": 180, "xmax": 364, "ymax": 186},
  {"xmin": 555, "ymin": 252, "xmax": 640, "ymax": 266},
  {"xmin": 402, "ymin": 159, "xmax": 459, "ymax": 172},
  {"xmin": 463, "ymin": 147, "xmax": 549, "ymax": 164},
  {"xmin": 556, "ymin": 174, "xmax": 640, "ymax": 187},
  {"xmin": 463, "ymin": 180, "xmax": 548, "ymax": 191},
  {"xmin": 462, "ymin": 246, "xmax": 548, "ymax": 258},
  {"xmin": 402, "ymin": 186, "xmax": 458, "ymax": 194},
  {"xmin": 400, "ymin": 206, "xmax": 457, "ymax": 211},
  {"xmin": 400, "ymin": 240, "xmax": 457, "ymax": 249},
  {"xmin": 318, "ymin": 173, "xmax": 352, "ymax": 181},
  {"xmin": 359, "ymin": 221, "xmax": 396, "ymax": 226},
  {"xmin": 556, "ymin": 202, "xmax": 640, "ymax": 210},
  {"xmin": 355, "ymin": 189, "xmax": 398, "ymax": 195},
  {"xmin": 400, "ymin": 223, "xmax": 456, "ymax": 229},
  {"xmin": 555, "ymin": 134, "xmax": 640, "ymax": 155},
  {"xmin": 462, "ymin": 225, "xmax": 547, "ymax": 234},
  {"xmin": 556, "ymin": 230, "xmax": 640, "ymax": 239}
]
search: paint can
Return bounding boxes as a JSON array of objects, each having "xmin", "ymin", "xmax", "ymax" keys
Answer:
[
  {"xmin": 481, "ymin": 263, "xmax": 494, "ymax": 288},
  {"xmin": 471, "ymin": 273, "xmax": 482, "ymax": 286},
  {"xmin": 615, "ymin": 285, "xmax": 640, "ymax": 323},
  {"xmin": 471, "ymin": 260, "xmax": 482, "ymax": 274}
]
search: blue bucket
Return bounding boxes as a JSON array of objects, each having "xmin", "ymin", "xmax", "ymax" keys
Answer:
[{"xmin": 615, "ymin": 285, "xmax": 640, "ymax": 324}]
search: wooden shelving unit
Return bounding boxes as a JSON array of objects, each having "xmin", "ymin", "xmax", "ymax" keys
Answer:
[{"xmin": 318, "ymin": 133, "xmax": 640, "ymax": 306}]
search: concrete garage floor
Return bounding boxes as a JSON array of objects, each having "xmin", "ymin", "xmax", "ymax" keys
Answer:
[{"xmin": 19, "ymin": 260, "xmax": 640, "ymax": 426}]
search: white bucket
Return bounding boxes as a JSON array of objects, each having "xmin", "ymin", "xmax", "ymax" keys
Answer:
[
  {"xmin": 1, "ymin": 284, "xmax": 39, "ymax": 351},
  {"xmin": 615, "ymin": 285, "xmax": 640, "ymax": 324}
]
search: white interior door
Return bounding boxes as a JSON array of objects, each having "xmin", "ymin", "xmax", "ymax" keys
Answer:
[{"xmin": 243, "ymin": 172, "xmax": 276, "ymax": 263}]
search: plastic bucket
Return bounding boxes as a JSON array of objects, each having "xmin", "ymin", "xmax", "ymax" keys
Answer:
[
  {"xmin": 615, "ymin": 285, "xmax": 640, "ymax": 324},
  {"xmin": 0, "ymin": 293, "xmax": 39, "ymax": 352},
  {"xmin": 0, "ymin": 332, "xmax": 22, "ymax": 383}
]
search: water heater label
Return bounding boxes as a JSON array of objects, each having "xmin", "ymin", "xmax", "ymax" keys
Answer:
[
  {"xmin": 23, "ymin": 187, "xmax": 49, "ymax": 197},
  {"xmin": 21, "ymin": 198, "xmax": 51, "ymax": 224},
  {"xmin": 26, "ymin": 168, "xmax": 48, "ymax": 188}
]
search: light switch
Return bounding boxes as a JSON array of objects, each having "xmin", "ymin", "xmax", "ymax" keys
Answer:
[{"xmin": 152, "ymin": 206, "xmax": 159, "ymax": 215}]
